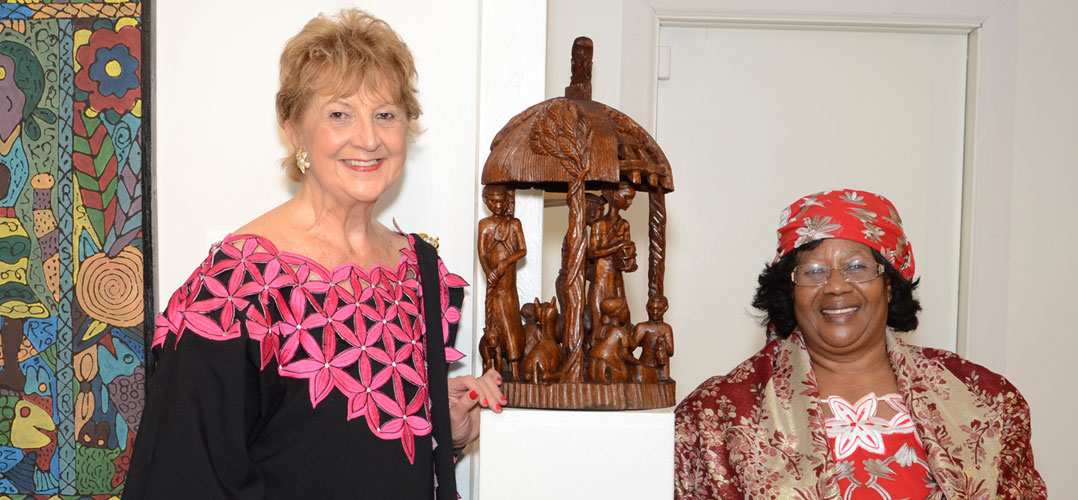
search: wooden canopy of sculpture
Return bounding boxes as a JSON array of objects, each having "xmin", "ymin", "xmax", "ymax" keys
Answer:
[
  {"xmin": 482, "ymin": 98, "xmax": 674, "ymax": 192},
  {"xmin": 481, "ymin": 37, "xmax": 675, "ymax": 392}
]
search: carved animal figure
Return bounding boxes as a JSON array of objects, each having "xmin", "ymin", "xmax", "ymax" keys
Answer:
[
  {"xmin": 479, "ymin": 327, "xmax": 503, "ymax": 374},
  {"xmin": 521, "ymin": 302, "xmax": 542, "ymax": 355},
  {"xmin": 522, "ymin": 298, "xmax": 564, "ymax": 384}
]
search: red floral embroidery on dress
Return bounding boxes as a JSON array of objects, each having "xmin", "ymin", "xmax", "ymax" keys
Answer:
[
  {"xmin": 153, "ymin": 233, "xmax": 467, "ymax": 464},
  {"xmin": 824, "ymin": 393, "xmax": 919, "ymax": 459},
  {"xmin": 824, "ymin": 393, "xmax": 935, "ymax": 500}
]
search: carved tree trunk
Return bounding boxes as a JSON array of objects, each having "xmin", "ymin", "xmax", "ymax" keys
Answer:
[
  {"xmin": 528, "ymin": 99, "xmax": 593, "ymax": 382},
  {"xmin": 647, "ymin": 191, "xmax": 667, "ymax": 300},
  {"xmin": 559, "ymin": 176, "xmax": 587, "ymax": 382}
]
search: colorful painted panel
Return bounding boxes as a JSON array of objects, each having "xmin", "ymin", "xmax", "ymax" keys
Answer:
[{"xmin": 0, "ymin": 2, "xmax": 148, "ymax": 498}]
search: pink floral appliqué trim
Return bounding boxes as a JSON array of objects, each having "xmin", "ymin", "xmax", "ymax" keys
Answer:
[{"xmin": 153, "ymin": 234, "xmax": 467, "ymax": 463}]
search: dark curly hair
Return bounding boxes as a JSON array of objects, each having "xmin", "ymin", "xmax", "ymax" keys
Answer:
[{"xmin": 751, "ymin": 239, "xmax": 921, "ymax": 338}]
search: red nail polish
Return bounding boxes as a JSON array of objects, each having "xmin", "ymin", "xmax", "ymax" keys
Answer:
[
  {"xmin": 469, "ymin": 391, "xmax": 478, "ymax": 400},
  {"xmin": 496, "ymin": 377, "xmax": 502, "ymax": 383},
  {"xmin": 495, "ymin": 404, "xmax": 502, "ymax": 411},
  {"xmin": 500, "ymin": 396, "xmax": 507, "ymax": 403},
  {"xmin": 482, "ymin": 398, "xmax": 488, "ymax": 406}
]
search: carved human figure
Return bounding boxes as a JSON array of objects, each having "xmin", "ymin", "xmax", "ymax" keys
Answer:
[
  {"xmin": 586, "ymin": 181, "xmax": 637, "ymax": 348},
  {"xmin": 587, "ymin": 297, "xmax": 635, "ymax": 383},
  {"xmin": 477, "ymin": 185, "xmax": 527, "ymax": 378},
  {"xmin": 522, "ymin": 297, "xmax": 564, "ymax": 384},
  {"xmin": 569, "ymin": 38, "xmax": 593, "ymax": 88},
  {"xmin": 565, "ymin": 37, "xmax": 593, "ymax": 99},
  {"xmin": 631, "ymin": 295, "xmax": 674, "ymax": 383}
]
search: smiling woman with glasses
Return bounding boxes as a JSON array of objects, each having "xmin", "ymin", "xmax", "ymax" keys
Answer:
[
  {"xmin": 674, "ymin": 189, "xmax": 1046, "ymax": 500},
  {"xmin": 791, "ymin": 261, "xmax": 885, "ymax": 287}
]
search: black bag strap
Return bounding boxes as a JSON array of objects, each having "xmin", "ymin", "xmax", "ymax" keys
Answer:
[{"xmin": 413, "ymin": 235, "xmax": 461, "ymax": 500}]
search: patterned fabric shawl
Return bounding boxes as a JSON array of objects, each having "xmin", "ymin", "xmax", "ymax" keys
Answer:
[{"xmin": 674, "ymin": 333, "xmax": 1046, "ymax": 500}]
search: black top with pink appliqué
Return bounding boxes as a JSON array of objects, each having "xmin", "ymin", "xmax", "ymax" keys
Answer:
[{"xmin": 124, "ymin": 234, "xmax": 466, "ymax": 499}]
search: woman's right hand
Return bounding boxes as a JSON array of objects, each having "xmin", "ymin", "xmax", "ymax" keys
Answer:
[{"xmin": 447, "ymin": 369, "xmax": 505, "ymax": 448}]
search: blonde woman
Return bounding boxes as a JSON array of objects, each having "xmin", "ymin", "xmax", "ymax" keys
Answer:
[{"xmin": 126, "ymin": 10, "xmax": 501, "ymax": 499}]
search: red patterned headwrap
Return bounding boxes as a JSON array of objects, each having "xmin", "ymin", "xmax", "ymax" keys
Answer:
[{"xmin": 774, "ymin": 189, "xmax": 915, "ymax": 280}]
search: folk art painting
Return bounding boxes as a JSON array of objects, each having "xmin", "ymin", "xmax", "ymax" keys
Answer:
[{"xmin": 0, "ymin": 2, "xmax": 150, "ymax": 498}]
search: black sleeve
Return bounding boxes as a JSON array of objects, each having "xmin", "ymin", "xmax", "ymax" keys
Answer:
[{"xmin": 124, "ymin": 260, "xmax": 265, "ymax": 499}]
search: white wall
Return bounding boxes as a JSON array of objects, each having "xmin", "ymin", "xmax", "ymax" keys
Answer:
[
  {"xmin": 470, "ymin": 2, "xmax": 549, "ymax": 498},
  {"xmin": 1007, "ymin": 0, "xmax": 1078, "ymax": 494}
]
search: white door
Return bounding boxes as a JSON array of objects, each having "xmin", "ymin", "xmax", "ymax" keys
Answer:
[{"xmin": 656, "ymin": 26, "xmax": 969, "ymax": 399}]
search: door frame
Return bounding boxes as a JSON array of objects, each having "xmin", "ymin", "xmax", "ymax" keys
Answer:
[{"xmin": 616, "ymin": 0, "xmax": 1018, "ymax": 372}]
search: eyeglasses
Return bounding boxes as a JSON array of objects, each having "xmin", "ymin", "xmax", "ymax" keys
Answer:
[{"xmin": 791, "ymin": 261, "xmax": 885, "ymax": 287}]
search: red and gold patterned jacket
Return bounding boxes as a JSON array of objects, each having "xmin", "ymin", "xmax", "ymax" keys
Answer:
[{"xmin": 674, "ymin": 333, "xmax": 1046, "ymax": 500}]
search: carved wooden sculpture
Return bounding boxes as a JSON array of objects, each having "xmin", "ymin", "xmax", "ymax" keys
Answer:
[
  {"xmin": 586, "ymin": 181, "xmax": 637, "ymax": 349},
  {"xmin": 587, "ymin": 297, "xmax": 635, "ymax": 383},
  {"xmin": 480, "ymin": 37, "xmax": 675, "ymax": 409},
  {"xmin": 631, "ymin": 295, "xmax": 674, "ymax": 383},
  {"xmin": 521, "ymin": 301, "xmax": 541, "ymax": 355},
  {"xmin": 557, "ymin": 192, "xmax": 605, "ymax": 335},
  {"xmin": 477, "ymin": 185, "xmax": 527, "ymax": 378},
  {"xmin": 522, "ymin": 298, "xmax": 564, "ymax": 384}
]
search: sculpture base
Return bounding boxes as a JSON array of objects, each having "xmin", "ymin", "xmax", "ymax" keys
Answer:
[
  {"xmin": 477, "ymin": 407, "xmax": 674, "ymax": 500},
  {"xmin": 502, "ymin": 380, "xmax": 675, "ymax": 409}
]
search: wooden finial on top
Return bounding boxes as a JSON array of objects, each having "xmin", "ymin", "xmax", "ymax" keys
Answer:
[{"xmin": 564, "ymin": 36, "xmax": 593, "ymax": 100}]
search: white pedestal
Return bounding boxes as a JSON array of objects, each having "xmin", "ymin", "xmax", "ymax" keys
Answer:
[{"xmin": 476, "ymin": 407, "xmax": 674, "ymax": 500}]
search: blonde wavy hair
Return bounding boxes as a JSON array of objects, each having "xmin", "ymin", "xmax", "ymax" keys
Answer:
[{"xmin": 276, "ymin": 9, "xmax": 421, "ymax": 181}]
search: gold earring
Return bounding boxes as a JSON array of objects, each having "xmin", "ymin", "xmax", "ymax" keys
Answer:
[{"xmin": 295, "ymin": 148, "xmax": 310, "ymax": 174}]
